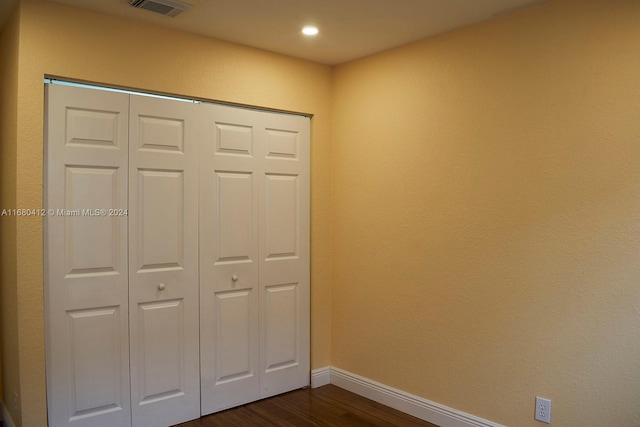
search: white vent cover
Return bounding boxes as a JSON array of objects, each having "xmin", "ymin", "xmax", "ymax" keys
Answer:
[{"xmin": 128, "ymin": 0, "xmax": 190, "ymax": 17}]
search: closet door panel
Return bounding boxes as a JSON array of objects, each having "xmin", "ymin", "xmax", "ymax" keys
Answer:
[
  {"xmin": 64, "ymin": 166, "xmax": 120, "ymax": 276},
  {"xmin": 264, "ymin": 173, "xmax": 299, "ymax": 259},
  {"xmin": 264, "ymin": 283, "xmax": 299, "ymax": 370},
  {"xmin": 137, "ymin": 169, "xmax": 185, "ymax": 270},
  {"xmin": 66, "ymin": 307, "xmax": 123, "ymax": 414},
  {"xmin": 201, "ymin": 104, "xmax": 310, "ymax": 411},
  {"xmin": 45, "ymin": 85, "xmax": 131, "ymax": 427},
  {"xmin": 137, "ymin": 299, "xmax": 185, "ymax": 402},
  {"xmin": 259, "ymin": 114, "xmax": 310, "ymax": 398},
  {"xmin": 200, "ymin": 105, "xmax": 261, "ymax": 414},
  {"xmin": 129, "ymin": 95, "xmax": 201, "ymax": 426}
]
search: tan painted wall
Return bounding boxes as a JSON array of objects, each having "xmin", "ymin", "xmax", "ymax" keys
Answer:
[
  {"xmin": 0, "ymin": 3, "xmax": 20, "ymax": 423},
  {"xmin": 331, "ymin": 0, "xmax": 640, "ymax": 425},
  {"xmin": 10, "ymin": 0, "xmax": 332, "ymax": 425}
]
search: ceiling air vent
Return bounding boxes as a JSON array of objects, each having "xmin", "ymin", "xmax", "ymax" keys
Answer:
[{"xmin": 128, "ymin": 0, "xmax": 190, "ymax": 17}]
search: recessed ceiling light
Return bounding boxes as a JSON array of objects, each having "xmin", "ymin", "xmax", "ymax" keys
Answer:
[{"xmin": 302, "ymin": 26, "xmax": 319, "ymax": 36}]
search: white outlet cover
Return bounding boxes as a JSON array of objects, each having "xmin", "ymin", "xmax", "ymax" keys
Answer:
[{"xmin": 535, "ymin": 396, "xmax": 551, "ymax": 423}]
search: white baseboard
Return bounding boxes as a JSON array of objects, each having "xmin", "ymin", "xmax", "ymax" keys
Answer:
[
  {"xmin": 329, "ymin": 367, "xmax": 503, "ymax": 427},
  {"xmin": 0, "ymin": 400, "xmax": 17, "ymax": 427},
  {"xmin": 311, "ymin": 366, "xmax": 331, "ymax": 388}
]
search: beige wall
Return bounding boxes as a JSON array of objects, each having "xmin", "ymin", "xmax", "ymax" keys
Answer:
[
  {"xmin": 0, "ymin": 2, "xmax": 20, "ymax": 423},
  {"xmin": 7, "ymin": 0, "xmax": 332, "ymax": 425},
  {"xmin": 331, "ymin": 0, "xmax": 640, "ymax": 425}
]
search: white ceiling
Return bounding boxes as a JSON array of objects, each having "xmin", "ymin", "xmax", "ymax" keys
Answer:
[{"xmin": 3, "ymin": 0, "xmax": 548, "ymax": 65}]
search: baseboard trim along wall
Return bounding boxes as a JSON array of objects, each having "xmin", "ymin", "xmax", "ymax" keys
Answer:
[
  {"xmin": 311, "ymin": 366, "xmax": 331, "ymax": 388},
  {"xmin": 0, "ymin": 400, "xmax": 16, "ymax": 427},
  {"xmin": 315, "ymin": 366, "xmax": 503, "ymax": 427}
]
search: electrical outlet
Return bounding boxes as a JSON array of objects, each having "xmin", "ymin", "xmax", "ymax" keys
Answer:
[{"xmin": 535, "ymin": 396, "xmax": 551, "ymax": 423}]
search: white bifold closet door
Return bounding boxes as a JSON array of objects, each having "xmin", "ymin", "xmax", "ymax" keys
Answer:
[
  {"xmin": 46, "ymin": 85, "xmax": 201, "ymax": 427},
  {"xmin": 199, "ymin": 103, "xmax": 310, "ymax": 415},
  {"xmin": 128, "ymin": 94, "xmax": 201, "ymax": 426},
  {"xmin": 46, "ymin": 83, "xmax": 310, "ymax": 426},
  {"xmin": 45, "ymin": 84, "xmax": 132, "ymax": 427}
]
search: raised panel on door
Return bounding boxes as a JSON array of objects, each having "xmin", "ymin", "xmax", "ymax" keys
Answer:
[
  {"xmin": 137, "ymin": 169, "xmax": 184, "ymax": 271},
  {"xmin": 200, "ymin": 105, "xmax": 261, "ymax": 414},
  {"xmin": 129, "ymin": 95, "xmax": 201, "ymax": 427},
  {"xmin": 137, "ymin": 300, "xmax": 185, "ymax": 403},
  {"xmin": 45, "ymin": 84, "xmax": 131, "ymax": 427},
  {"xmin": 64, "ymin": 167, "xmax": 120, "ymax": 278},
  {"xmin": 66, "ymin": 307, "xmax": 123, "ymax": 418},
  {"xmin": 264, "ymin": 283, "xmax": 299, "ymax": 371},
  {"xmin": 264, "ymin": 174, "xmax": 298, "ymax": 260},
  {"xmin": 259, "ymin": 115, "xmax": 310, "ymax": 398}
]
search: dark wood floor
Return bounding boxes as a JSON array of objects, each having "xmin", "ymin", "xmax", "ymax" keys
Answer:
[{"xmin": 175, "ymin": 385, "xmax": 438, "ymax": 427}]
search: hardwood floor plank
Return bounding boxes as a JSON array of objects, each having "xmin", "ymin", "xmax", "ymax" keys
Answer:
[{"xmin": 176, "ymin": 385, "xmax": 438, "ymax": 427}]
